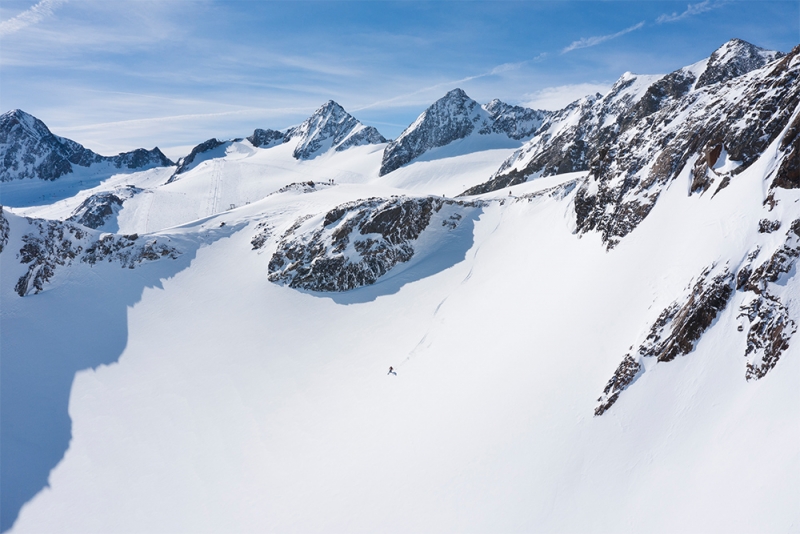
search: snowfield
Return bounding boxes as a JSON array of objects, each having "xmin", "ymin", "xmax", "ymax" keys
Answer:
[{"xmin": 1, "ymin": 39, "xmax": 799, "ymax": 534}]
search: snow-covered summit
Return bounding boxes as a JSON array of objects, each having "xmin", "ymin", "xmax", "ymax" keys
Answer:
[
  {"xmin": 696, "ymin": 38, "xmax": 784, "ymax": 89},
  {"xmin": 0, "ymin": 109, "xmax": 173, "ymax": 183},
  {"xmin": 379, "ymin": 89, "xmax": 548, "ymax": 176},
  {"xmin": 286, "ymin": 100, "xmax": 387, "ymax": 160}
]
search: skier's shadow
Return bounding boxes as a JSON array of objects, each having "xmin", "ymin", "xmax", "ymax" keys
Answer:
[
  {"xmin": 0, "ymin": 222, "xmax": 243, "ymax": 533},
  {"xmin": 312, "ymin": 208, "xmax": 483, "ymax": 305}
]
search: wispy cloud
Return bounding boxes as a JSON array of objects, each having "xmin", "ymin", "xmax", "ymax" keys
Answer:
[
  {"xmin": 562, "ymin": 21, "xmax": 645, "ymax": 53},
  {"xmin": 656, "ymin": 1, "xmax": 724, "ymax": 24},
  {"xmin": 522, "ymin": 83, "xmax": 612, "ymax": 111},
  {"xmin": 0, "ymin": 0, "xmax": 66, "ymax": 36}
]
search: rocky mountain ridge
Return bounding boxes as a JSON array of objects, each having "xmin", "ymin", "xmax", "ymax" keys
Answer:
[
  {"xmin": 379, "ymin": 88, "xmax": 549, "ymax": 176},
  {"xmin": 0, "ymin": 110, "xmax": 174, "ymax": 182}
]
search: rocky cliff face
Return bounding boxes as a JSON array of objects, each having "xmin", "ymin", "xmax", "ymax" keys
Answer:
[
  {"xmin": 0, "ymin": 110, "xmax": 174, "ymax": 182},
  {"xmin": 379, "ymin": 89, "xmax": 549, "ymax": 176},
  {"xmin": 464, "ymin": 39, "xmax": 787, "ymax": 205},
  {"xmin": 267, "ymin": 195, "xmax": 483, "ymax": 292},
  {"xmin": 67, "ymin": 186, "xmax": 141, "ymax": 230},
  {"xmin": 7, "ymin": 214, "xmax": 180, "ymax": 297}
]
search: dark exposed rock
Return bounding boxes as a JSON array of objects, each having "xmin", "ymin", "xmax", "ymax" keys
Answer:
[
  {"xmin": 0, "ymin": 109, "xmax": 173, "ymax": 182},
  {"xmin": 739, "ymin": 294, "xmax": 796, "ymax": 380},
  {"xmin": 734, "ymin": 220, "xmax": 800, "ymax": 380},
  {"xmin": 0, "ymin": 206, "xmax": 8, "ymax": 254},
  {"xmin": 595, "ymin": 267, "xmax": 735, "ymax": 415},
  {"xmin": 771, "ymin": 111, "xmax": 800, "ymax": 189},
  {"xmin": 594, "ymin": 355, "xmax": 642, "ymax": 416},
  {"xmin": 483, "ymin": 99, "xmax": 548, "ymax": 140},
  {"xmin": 67, "ymin": 186, "xmax": 141, "ymax": 229},
  {"xmin": 247, "ymin": 128, "xmax": 286, "ymax": 148},
  {"xmin": 250, "ymin": 221, "xmax": 274, "ymax": 250},
  {"xmin": 641, "ymin": 270, "xmax": 735, "ymax": 362},
  {"xmin": 268, "ymin": 196, "xmax": 483, "ymax": 292},
  {"xmin": 758, "ymin": 219, "xmax": 782, "ymax": 233},
  {"xmin": 13, "ymin": 217, "xmax": 179, "ymax": 297}
]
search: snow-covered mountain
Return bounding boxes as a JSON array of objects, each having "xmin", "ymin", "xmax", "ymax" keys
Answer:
[
  {"xmin": 286, "ymin": 100, "xmax": 387, "ymax": 159},
  {"xmin": 1, "ymin": 39, "xmax": 799, "ymax": 534},
  {"xmin": 0, "ymin": 109, "xmax": 173, "ymax": 183},
  {"xmin": 465, "ymin": 38, "xmax": 785, "ymax": 197},
  {"xmin": 379, "ymin": 88, "xmax": 548, "ymax": 175}
]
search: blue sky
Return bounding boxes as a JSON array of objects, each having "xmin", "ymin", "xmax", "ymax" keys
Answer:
[{"xmin": 1, "ymin": 0, "xmax": 797, "ymax": 158}]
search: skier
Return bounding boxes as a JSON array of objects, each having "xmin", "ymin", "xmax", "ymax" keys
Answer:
[{"xmin": 388, "ymin": 366, "xmax": 396, "ymax": 376}]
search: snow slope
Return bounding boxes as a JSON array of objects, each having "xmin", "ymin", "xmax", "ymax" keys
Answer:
[{"xmin": 1, "ymin": 39, "xmax": 799, "ymax": 534}]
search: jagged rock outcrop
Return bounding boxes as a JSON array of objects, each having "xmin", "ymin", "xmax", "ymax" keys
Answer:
[
  {"xmin": 465, "ymin": 40, "xmax": 795, "ymax": 251},
  {"xmin": 0, "ymin": 206, "xmax": 9, "ymax": 254},
  {"xmin": 380, "ymin": 89, "xmax": 548, "ymax": 176},
  {"xmin": 247, "ymin": 128, "xmax": 286, "ymax": 148},
  {"xmin": 597, "ymin": 218, "xmax": 800, "ymax": 415},
  {"xmin": 286, "ymin": 101, "xmax": 386, "ymax": 160},
  {"xmin": 0, "ymin": 110, "xmax": 173, "ymax": 182},
  {"xmin": 736, "ymin": 219, "xmax": 800, "ymax": 379},
  {"xmin": 268, "ymin": 196, "xmax": 482, "ymax": 291},
  {"xmin": 67, "ymin": 186, "xmax": 141, "ymax": 229},
  {"xmin": 595, "ymin": 267, "xmax": 734, "ymax": 415},
  {"xmin": 10, "ymin": 216, "xmax": 180, "ymax": 297}
]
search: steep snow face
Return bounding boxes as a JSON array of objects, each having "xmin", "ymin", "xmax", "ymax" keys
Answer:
[
  {"xmin": 467, "ymin": 38, "xmax": 786, "ymax": 197},
  {"xmin": 286, "ymin": 100, "xmax": 387, "ymax": 160},
  {"xmin": 379, "ymin": 89, "xmax": 548, "ymax": 176},
  {"xmin": 0, "ymin": 110, "xmax": 173, "ymax": 183}
]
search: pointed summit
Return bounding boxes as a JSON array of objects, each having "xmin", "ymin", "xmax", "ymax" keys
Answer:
[
  {"xmin": 379, "ymin": 89, "xmax": 547, "ymax": 176},
  {"xmin": 287, "ymin": 100, "xmax": 386, "ymax": 160},
  {"xmin": 695, "ymin": 38, "xmax": 783, "ymax": 89}
]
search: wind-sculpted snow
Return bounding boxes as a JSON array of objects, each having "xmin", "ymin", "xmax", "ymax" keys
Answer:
[
  {"xmin": 0, "ymin": 110, "xmax": 173, "ymax": 182},
  {"xmin": 12, "ymin": 217, "xmax": 179, "ymax": 297},
  {"xmin": 379, "ymin": 89, "xmax": 548, "ymax": 176},
  {"xmin": 168, "ymin": 138, "xmax": 229, "ymax": 182},
  {"xmin": 286, "ymin": 100, "xmax": 386, "ymax": 160},
  {"xmin": 268, "ymin": 196, "xmax": 484, "ymax": 292}
]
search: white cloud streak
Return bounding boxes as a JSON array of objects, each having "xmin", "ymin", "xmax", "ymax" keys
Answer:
[
  {"xmin": 656, "ymin": 1, "xmax": 723, "ymax": 24},
  {"xmin": 0, "ymin": 0, "xmax": 66, "ymax": 36},
  {"xmin": 521, "ymin": 83, "xmax": 612, "ymax": 111},
  {"xmin": 562, "ymin": 21, "xmax": 645, "ymax": 53}
]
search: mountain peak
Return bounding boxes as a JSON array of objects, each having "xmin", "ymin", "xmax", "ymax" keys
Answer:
[
  {"xmin": 288, "ymin": 101, "xmax": 385, "ymax": 160},
  {"xmin": 696, "ymin": 38, "xmax": 783, "ymax": 89}
]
